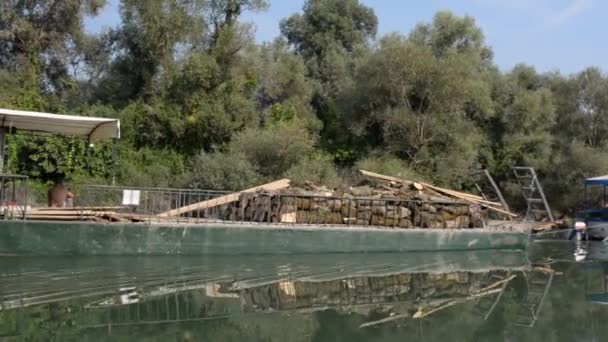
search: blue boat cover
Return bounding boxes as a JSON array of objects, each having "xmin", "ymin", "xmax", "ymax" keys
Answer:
[
  {"xmin": 586, "ymin": 175, "xmax": 608, "ymax": 186},
  {"xmin": 587, "ymin": 294, "xmax": 608, "ymax": 304}
]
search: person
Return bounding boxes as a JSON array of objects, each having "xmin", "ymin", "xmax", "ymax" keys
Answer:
[{"xmin": 47, "ymin": 177, "xmax": 74, "ymax": 208}]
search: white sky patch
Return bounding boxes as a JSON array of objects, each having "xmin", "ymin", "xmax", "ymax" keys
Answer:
[{"xmin": 549, "ymin": 0, "xmax": 593, "ymax": 25}]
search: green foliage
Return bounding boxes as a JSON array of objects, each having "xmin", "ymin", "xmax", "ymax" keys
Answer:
[
  {"xmin": 230, "ymin": 120, "xmax": 316, "ymax": 179},
  {"xmin": 180, "ymin": 151, "xmax": 260, "ymax": 191},
  {"xmin": 0, "ymin": 0, "xmax": 107, "ymax": 96},
  {"xmin": 280, "ymin": 0, "xmax": 377, "ymax": 60},
  {"xmin": 116, "ymin": 147, "xmax": 185, "ymax": 187},
  {"xmin": 3, "ymin": 2, "xmax": 608, "ymax": 215},
  {"xmin": 545, "ymin": 142, "xmax": 608, "ymax": 214},
  {"xmin": 7, "ymin": 135, "xmax": 113, "ymax": 182},
  {"xmin": 285, "ymin": 153, "xmax": 340, "ymax": 188}
]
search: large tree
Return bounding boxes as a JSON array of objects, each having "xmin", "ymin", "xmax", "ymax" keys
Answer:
[
  {"xmin": 341, "ymin": 12, "xmax": 494, "ymax": 185},
  {"xmin": 280, "ymin": 0, "xmax": 378, "ymax": 154},
  {"xmin": 0, "ymin": 0, "xmax": 106, "ymax": 97}
]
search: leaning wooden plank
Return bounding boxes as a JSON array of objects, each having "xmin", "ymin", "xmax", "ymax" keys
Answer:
[
  {"xmin": 417, "ymin": 181, "xmax": 485, "ymax": 201},
  {"xmin": 360, "ymin": 170, "xmax": 488, "ymax": 203},
  {"xmin": 419, "ymin": 183, "xmax": 484, "ymax": 199},
  {"xmin": 360, "ymin": 170, "xmax": 422, "ymax": 188},
  {"xmin": 157, "ymin": 179, "xmax": 291, "ymax": 217},
  {"xmin": 360, "ymin": 169, "xmax": 515, "ymax": 216},
  {"xmin": 417, "ymin": 183, "xmax": 503, "ymax": 207},
  {"xmin": 359, "ymin": 170, "xmax": 447, "ymax": 198},
  {"xmin": 360, "ymin": 169, "xmax": 482, "ymax": 201},
  {"xmin": 416, "ymin": 186, "xmax": 517, "ymax": 217}
]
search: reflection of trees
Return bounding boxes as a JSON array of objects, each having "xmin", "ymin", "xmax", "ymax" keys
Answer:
[{"xmin": 6, "ymin": 262, "xmax": 608, "ymax": 341}]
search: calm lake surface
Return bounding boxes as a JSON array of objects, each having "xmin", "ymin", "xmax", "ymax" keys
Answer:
[{"xmin": 1, "ymin": 241, "xmax": 607, "ymax": 341}]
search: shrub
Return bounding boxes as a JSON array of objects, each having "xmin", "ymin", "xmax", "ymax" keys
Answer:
[
  {"xmin": 180, "ymin": 151, "xmax": 262, "ymax": 191},
  {"xmin": 230, "ymin": 121, "xmax": 316, "ymax": 179},
  {"xmin": 285, "ymin": 154, "xmax": 340, "ymax": 188}
]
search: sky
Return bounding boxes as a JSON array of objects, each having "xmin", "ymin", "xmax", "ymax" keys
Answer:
[{"xmin": 85, "ymin": 0, "xmax": 608, "ymax": 75}]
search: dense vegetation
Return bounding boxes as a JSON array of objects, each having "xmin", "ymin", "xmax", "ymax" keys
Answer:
[{"xmin": 1, "ymin": 0, "xmax": 607, "ymax": 214}]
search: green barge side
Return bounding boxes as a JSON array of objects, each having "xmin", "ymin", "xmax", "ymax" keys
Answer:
[{"xmin": 0, "ymin": 220, "xmax": 528, "ymax": 256}]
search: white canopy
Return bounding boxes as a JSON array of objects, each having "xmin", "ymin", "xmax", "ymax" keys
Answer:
[{"xmin": 0, "ymin": 108, "xmax": 120, "ymax": 141}]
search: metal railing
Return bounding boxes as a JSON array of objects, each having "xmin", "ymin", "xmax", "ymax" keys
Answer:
[
  {"xmin": 0, "ymin": 174, "xmax": 28, "ymax": 220},
  {"xmin": 1, "ymin": 182, "xmax": 482, "ymax": 228},
  {"xmin": 74, "ymin": 185, "xmax": 479, "ymax": 228},
  {"xmin": 76, "ymin": 185, "xmax": 231, "ymax": 221}
]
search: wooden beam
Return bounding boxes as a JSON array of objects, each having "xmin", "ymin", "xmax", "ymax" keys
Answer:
[
  {"xmin": 157, "ymin": 179, "xmax": 291, "ymax": 217},
  {"xmin": 360, "ymin": 170, "xmax": 420, "ymax": 187},
  {"xmin": 33, "ymin": 206, "xmax": 127, "ymax": 211},
  {"xmin": 360, "ymin": 169, "xmax": 516, "ymax": 217},
  {"xmin": 360, "ymin": 169, "xmax": 485, "ymax": 201},
  {"xmin": 416, "ymin": 182, "xmax": 502, "ymax": 207},
  {"xmin": 359, "ymin": 170, "xmax": 446, "ymax": 198}
]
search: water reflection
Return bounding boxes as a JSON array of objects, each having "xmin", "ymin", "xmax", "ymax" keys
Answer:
[{"xmin": 1, "ymin": 246, "xmax": 608, "ymax": 341}]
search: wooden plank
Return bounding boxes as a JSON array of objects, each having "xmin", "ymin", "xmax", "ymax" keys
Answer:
[
  {"xmin": 24, "ymin": 215, "xmax": 94, "ymax": 221},
  {"xmin": 360, "ymin": 170, "xmax": 486, "ymax": 202},
  {"xmin": 360, "ymin": 170, "xmax": 421, "ymax": 188},
  {"xmin": 157, "ymin": 179, "xmax": 291, "ymax": 217},
  {"xmin": 417, "ymin": 182, "xmax": 503, "ymax": 207},
  {"xmin": 33, "ymin": 206, "xmax": 127, "ymax": 211},
  {"xmin": 359, "ymin": 170, "xmax": 447, "ymax": 198},
  {"xmin": 27, "ymin": 210, "xmax": 115, "ymax": 217},
  {"xmin": 360, "ymin": 169, "xmax": 516, "ymax": 217}
]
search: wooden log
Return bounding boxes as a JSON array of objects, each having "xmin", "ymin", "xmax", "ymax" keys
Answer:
[{"xmin": 157, "ymin": 179, "xmax": 290, "ymax": 217}]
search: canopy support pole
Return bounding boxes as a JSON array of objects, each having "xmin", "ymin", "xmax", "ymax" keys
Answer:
[
  {"xmin": 86, "ymin": 138, "xmax": 91, "ymax": 175},
  {"xmin": 0, "ymin": 127, "xmax": 5, "ymax": 174},
  {"xmin": 111, "ymin": 138, "xmax": 117, "ymax": 185}
]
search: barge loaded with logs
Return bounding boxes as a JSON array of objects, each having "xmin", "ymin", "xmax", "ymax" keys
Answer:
[{"xmin": 0, "ymin": 108, "xmax": 554, "ymax": 256}]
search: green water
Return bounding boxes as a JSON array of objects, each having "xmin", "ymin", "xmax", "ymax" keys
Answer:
[{"xmin": 0, "ymin": 241, "xmax": 606, "ymax": 341}]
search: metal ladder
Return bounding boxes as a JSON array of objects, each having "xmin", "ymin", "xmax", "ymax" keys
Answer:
[
  {"xmin": 471, "ymin": 169, "xmax": 510, "ymax": 219},
  {"xmin": 512, "ymin": 167, "xmax": 554, "ymax": 222},
  {"xmin": 514, "ymin": 271, "xmax": 554, "ymax": 327}
]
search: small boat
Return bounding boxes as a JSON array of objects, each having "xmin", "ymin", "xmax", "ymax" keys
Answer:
[{"xmin": 572, "ymin": 175, "xmax": 608, "ymax": 240}]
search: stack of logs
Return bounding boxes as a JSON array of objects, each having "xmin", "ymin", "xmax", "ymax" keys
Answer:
[{"xmin": 226, "ymin": 181, "xmax": 484, "ymax": 229}]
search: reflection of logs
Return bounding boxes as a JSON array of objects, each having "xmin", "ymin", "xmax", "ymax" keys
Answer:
[
  {"xmin": 228, "ymin": 193, "xmax": 479, "ymax": 229},
  {"xmin": 238, "ymin": 270, "xmax": 512, "ymax": 313}
]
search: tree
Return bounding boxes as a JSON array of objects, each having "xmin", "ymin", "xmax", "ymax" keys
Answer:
[
  {"xmin": 551, "ymin": 68, "xmax": 608, "ymax": 148},
  {"xmin": 280, "ymin": 0, "xmax": 378, "ymax": 153},
  {"xmin": 490, "ymin": 65, "xmax": 556, "ymax": 176},
  {"xmin": 343, "ymin": 12, "xmax": 494, "ymax": 185},
  {"xmin": 280, "ymin": 0, "xmax": 377, "ymax": 62},
  {"xmin": 0, "ymin": 0, "xmax": 106, "ymax": 97}
]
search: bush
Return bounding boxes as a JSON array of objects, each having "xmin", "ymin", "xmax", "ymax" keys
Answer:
[
  {"xmin": 116, "ymin": 147, "xmax": 185, "ymax": 188},
  {"xmin": 285, "ymin": 154, "xmax": 341, "ymax": 188},
  {"xmin": 230, "ymin": 121, "xmax": 316, "ymax": 179},
  {"xmin": 180, "ymin": 151, "xmax": 262, "ymax": 191}
]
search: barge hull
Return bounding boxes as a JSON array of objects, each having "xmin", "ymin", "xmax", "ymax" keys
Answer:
[{"xmin": 0, "ymin": 221, "xmax": 528, "ymax": 256}]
